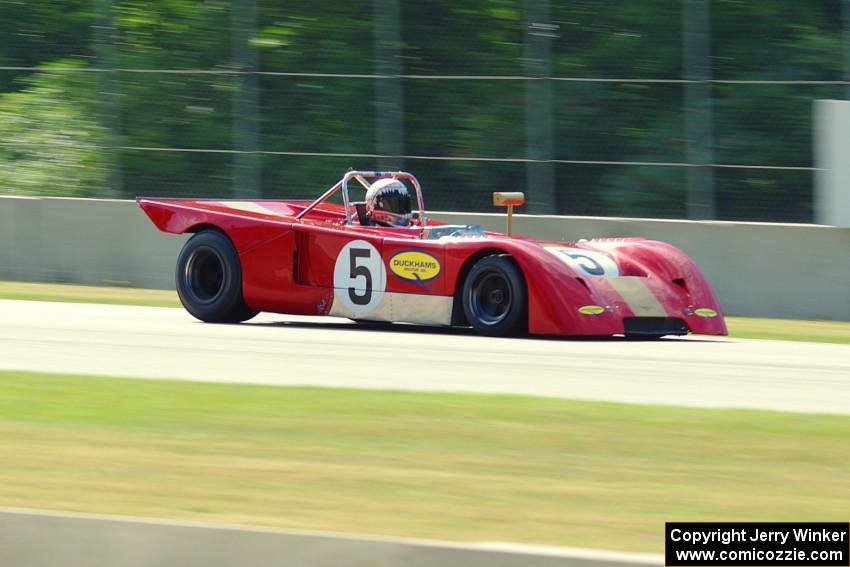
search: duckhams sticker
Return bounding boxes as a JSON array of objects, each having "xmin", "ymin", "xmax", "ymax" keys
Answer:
[{"xmin": 389, "ymin": 250, "xmax": 441, "ymax": 288}]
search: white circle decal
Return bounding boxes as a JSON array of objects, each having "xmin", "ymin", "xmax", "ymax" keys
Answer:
[
  {"xmin": 333, "ymin": 240, "xmax": 387, "ymax": 314},
  {"xmin": 545, "ymin": 247, "xmax": 619, "ymax": 277}
]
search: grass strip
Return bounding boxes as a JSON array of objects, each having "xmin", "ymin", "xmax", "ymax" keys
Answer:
[
  {"xmin": 725, "ymin": 316, "xmax": 850, "ymax": 344},
  {"xmin": 0, "ymin": 371, "xmax": 847, "ymax": 552},
  {"xmin": 0, "ymin": 281, "xmax": 179, "ymax": 308}
]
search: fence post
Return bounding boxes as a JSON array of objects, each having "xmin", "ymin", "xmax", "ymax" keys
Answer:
[
  {"xmin": 93, "ymin": 0, "xmax": 121, "ymax": 197},
  {"xmin": 683, "ymin": 0, "xmax": 716, "ymax": 219},
  {"xmin": 523, "ymin": 0, "xmax": 556, "ymax": 214},
  {"xmin": 373, "ymin": 0, "xmax": 404, "ymax": 170},
  {"xmin": 231, "ymin": 0, "xmax": 261, "ymax": 198},
  {"xmin": 844, "ymin": 0, "xmax": 850, "ymax": 100}
]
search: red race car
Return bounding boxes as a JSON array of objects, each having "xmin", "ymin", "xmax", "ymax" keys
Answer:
[{"xmin": 138, "ymin": 170, "xmax": 727, "ymax": 338}]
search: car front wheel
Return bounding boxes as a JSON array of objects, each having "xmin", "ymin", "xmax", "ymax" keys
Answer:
[{"xmin": 461, "ymin": 254, "xmax": 527, "ymax": 337}]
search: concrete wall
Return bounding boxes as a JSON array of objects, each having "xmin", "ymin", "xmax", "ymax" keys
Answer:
[
  {"xmin": 0, "ymin": 508, "xmax": 661, "ymax": 567},
  {"xmin": 0, "ymin": 196, "xmax": 186, "ymax": 289},
  {"xmin": 815, "ymin": 100, "xmax": 850, "ymax": 228},
  {"xmin": 2, "ymin": 196, "xmax": 849, "ymax": 320}
]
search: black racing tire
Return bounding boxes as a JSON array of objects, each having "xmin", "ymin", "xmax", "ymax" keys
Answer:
[
  {"xmin": 461, "ymin": 254, "xmax": 527, "ymax": 337},
  {"xmin": 176, "ymin": 230, "xmax": 258, "ymax": 323}
]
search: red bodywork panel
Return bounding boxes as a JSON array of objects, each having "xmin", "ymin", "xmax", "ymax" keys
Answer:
[{"xmin": 138, "ymin": 197, "xmax": 727, "ymax": 336}]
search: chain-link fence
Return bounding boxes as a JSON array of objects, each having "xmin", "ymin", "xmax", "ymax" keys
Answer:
[{"xmin": 0, "ymin": 0, "xmax": 847, "ymax": 222}]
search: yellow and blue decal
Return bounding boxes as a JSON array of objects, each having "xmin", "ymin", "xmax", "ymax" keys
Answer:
[
  {"xmin": 388, "ymin": 249, "xmax": 441, "ymax": 289},
  {"xmin": 578, "ymin": 304, "xmax": 606, "ymax": 316},
  {"xmin": 694, "ymin": 307, "xmax": 718, "ymax": 318}
]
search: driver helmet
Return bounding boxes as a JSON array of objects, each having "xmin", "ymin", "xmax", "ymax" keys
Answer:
[{"xmin": 365, "ymin": 178, "xmax": 412, "ymax": 227}]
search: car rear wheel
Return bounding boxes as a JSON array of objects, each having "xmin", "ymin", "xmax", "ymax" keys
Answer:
[
  {"xmin": 461, "ymin": 254, "xmax": 526, "ymax": 337},
  {"xmin": 176, "ymin": 230, "xmax": 258, "ymax": 323}
]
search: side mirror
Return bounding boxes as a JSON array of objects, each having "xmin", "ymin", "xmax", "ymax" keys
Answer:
[{"xmin": 492, "ymin": 192, "xmax": 525, "ymax": 236}]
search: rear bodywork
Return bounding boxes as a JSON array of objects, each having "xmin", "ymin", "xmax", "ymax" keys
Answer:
[{"xmin": 138, "ymin": 191, "xmax": 727, "ymax": 337}]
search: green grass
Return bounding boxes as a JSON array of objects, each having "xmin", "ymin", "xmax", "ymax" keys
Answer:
[
  {"xmin": 0, "ymin": 371, "xmax": 848, "ymax": 552},
  {"xmin": 0, "ymin": 281, "xmax": 179, "ymax": 308},
  {"xmin": 2, "ymin": 281, "xmax": 850, "ymax": 344},
  {"xmin": 726, "ymin": 316, "xmax": 850, "ymax": 344}
]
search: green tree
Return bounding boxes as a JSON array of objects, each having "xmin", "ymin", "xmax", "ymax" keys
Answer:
[
  {"xmin": 0, "ymin": 62, "xmax": 109, "ymax": 197},
  {"xmin": 0, "ymin": 0, "xmax": 844, "ymax": 222}
]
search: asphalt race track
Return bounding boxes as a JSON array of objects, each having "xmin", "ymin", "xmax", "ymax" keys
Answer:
[{"xmin": 1, "ymin": 299, "xmax": 849, "ymax": 415}]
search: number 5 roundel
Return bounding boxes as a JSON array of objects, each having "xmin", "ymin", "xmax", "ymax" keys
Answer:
[
  {"xmin": 545, "ymin": 246, "xmax": 620, "ymax": 277},
  {"xmin": 333, "ymin": 240, "xmax": 387, "ymax": 314}
]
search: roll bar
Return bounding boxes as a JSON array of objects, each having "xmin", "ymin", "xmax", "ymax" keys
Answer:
[{"xmin": 295, "ymin": 171, "xmax": 428, "ymax": 231}]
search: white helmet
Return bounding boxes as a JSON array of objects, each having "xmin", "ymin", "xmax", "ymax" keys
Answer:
[{"xmin": 365, "ymin": 178, "xmax": 412, "ymax": 227}]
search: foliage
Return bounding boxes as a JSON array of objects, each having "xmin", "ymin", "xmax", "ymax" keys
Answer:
[
  {"xmin": 0, "ymin": 0, "xmax": 844, "ymax": 220},
  {"xmin": 0, "ymin": 61, "xmax": 109, "ymax": 197}
]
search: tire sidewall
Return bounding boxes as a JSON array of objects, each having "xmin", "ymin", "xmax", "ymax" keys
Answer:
[
  {"xmin": 176, "ymin": 230, "xmax": 251, "ymax": 322},
  {"xmin": 461, "ymin": 255, "xmax": 527, "ymax": 337}
]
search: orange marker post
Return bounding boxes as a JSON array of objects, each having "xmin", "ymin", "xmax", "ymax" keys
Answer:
[{"xmin": 492, "ymin": 192, "xmax": 525, "ymax": 236}]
